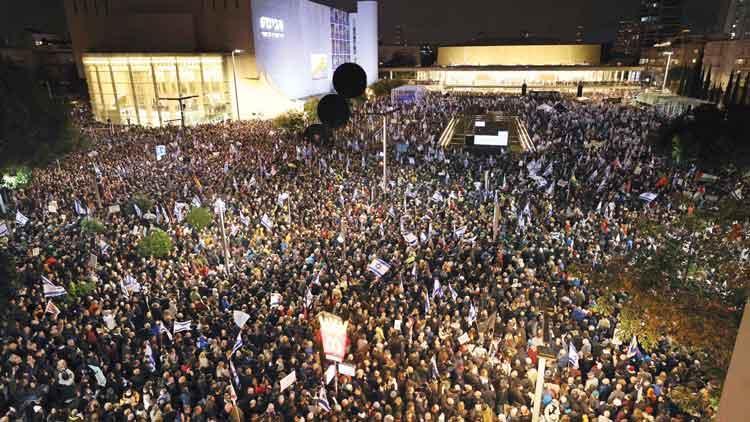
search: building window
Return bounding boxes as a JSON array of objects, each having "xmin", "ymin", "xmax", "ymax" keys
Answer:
[
  {"xmin": 738, "ymin": 58, "xmax": 746, "ymax": 65},
  {"xmin": 330, "ymin": 8, "xmax": 351, "ymax": 71}
]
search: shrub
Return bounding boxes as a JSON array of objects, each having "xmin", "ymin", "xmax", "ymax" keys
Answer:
[
  {"xmin": 273, "ymin": 110, "xmax": 306, "ymax": 133},
  {"xmin": 137, "ymin": 228, "xmax": 174, "ymax": 258},
  {"xmin": 369, "ymin": 79, "xmax": 407, "ymax": 97},
  {"xmin": 186, "ymin": 207, "xmax": 213, "ymax": 231},
  {"xmin": 68, "ymin": 280, "xmax": 96, "ymax": 299},
  {"xmin": 80, "ymin": 217, "xmax": 105, "ymax": 234},
  {"xmin": 133, "ymin": 194, "xmax": 154, "ymax": 213},
  {"xmin": 303, "ymin": 97, "xmax": 321, "ymax": 121}
]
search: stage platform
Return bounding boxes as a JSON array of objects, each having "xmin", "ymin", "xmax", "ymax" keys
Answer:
[{"xmin": 439, "ymin": 112, "xmax": 535, "ymax": 153}]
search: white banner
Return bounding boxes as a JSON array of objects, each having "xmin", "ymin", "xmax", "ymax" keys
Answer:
[
  {"xmin": 280, "ymin": 370, "xmax": 297, "ymax": 392},
  {"xmin": 338, "ymin": 362, "xmax": 356, "ymax": 377}
]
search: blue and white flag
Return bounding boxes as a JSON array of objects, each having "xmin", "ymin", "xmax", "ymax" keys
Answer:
[
  {"xmin": 318, "ymin": 386, "xmax": 331, "ymax": 413},
  {"xmin": 568, "ymin": 342, "xmax": 580, "ymax": 368},
  {"xmin": 160, "ymin": 205, "xmax": 170, "ymax": 224},
  {"xmin": 229, "ymin": 359, "xmax": 241, "ymax": 389},
  {"xmin": 468, "ymin": 302, "xmax": 478, "ymax": 325},
  {"xmin": 239, "ymin": 211, "xmax": 250, "ymax": 227},
  {"xmin": 430, "ymin": 355, "xmax": 439, "ymax": 379},
  {"xmin": 133, "ymin": 203, "xmax": 142, "ymax": 218},
  {"xmin": 155, "ymin": 145, "xmax": 167, "ymax": 161},
  {"xmin": 432, "ymin": 192, "xmax": 444, "ymax": 202},
  {"xmin": 15, "ymin": 211, "xmax": 29, "ymax": 227},
  {"xmin": 173, "ymin": 320, "xmax": 192, "ymax": 334},
  {"xmin": 627, "ymin": 335, "xmax": 640, "ymax": 359},
  {"xmin": 191, "ymin": 196, "xmax": 202, "ymax": 208},
  {"xmin": 232, "ymin": 332, "xmax": 243, "ymax": 356},
  {"xmin": 424, "ymin": 292, "xmax": 431, "ymax": 314},
  {"xmin": 145, "ymin": 343, "xmax": 157, "ymax": 372},
  {"xmin": 261, "ymin": 214, "xmax": 274, "ymax": 231},
  {"xmin": 448, "ymin": 283, "xmax": 458, "ymax": 302},
  {"xmin": 403, "ymin": 232, "xmax": 418, "ymax": 247},
  {"xmin": 432, "ymin": 279, "xmax": 443, "ymax": 299},
  {"xmin": 158, "ymin": 322, "xmax": 173, "ymax": 341},
  {"xmin": 123, "ymin": 274, "xmax": 141, "ymax": 293},
  {"xmin": 454, "ymin": 226, "xmax": 467, "ymax": 239},
  {"xmin": 42, "ymin": 276, "xmax": 67, "ymax": 298},
  {"xmin": 305, "ymin": 286, "xmax": 314, "ymax": 309},
  {"xmin": 74, "ymin": 200, "xmax": 88, "ymax": 216},
  {"xmin": 368, "ymin": 258, "xmax": 391, "ymax": 277},
  {"xmin": 0, "ymin": 223, "xmax": 8, "ymax": 237}
]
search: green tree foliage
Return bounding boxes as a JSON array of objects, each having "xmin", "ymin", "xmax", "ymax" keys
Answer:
[
  {"xmin": 67, "ymin": 280, "xmax": 97, "ymax": 299},
  {"xmin": 578, "ymin": 210, "xmax": 749, "ymax": 375},
  {"xmin": 186, "ymin": 207, "xmax": 213, "ymax": 231},
  {"xmin": 133, "ymin": 194, "xmax": 154, "ymax": 213},
  {"xmin": 272, "ymin": 110, "xmax": 306, "ymax": 133},
  {"xmin": 80, "ymin": 217, "xmax": 105, "ymax": 234},
  {"xmin": 0, "ymin": 166, "xmax": 32, "ymax": 189},
  {"xmin": 369, "ymin": 79, "xmax": 407, "ymax": 97},
  {"xmin": 137, "ymin": 229, "xmax": 174, "ymax": 258},
  {"xmin": 0, "ymin": 250, "xmax": 20, "ymax": 311},
  {"xmin": 303, "ymin": 97, "xmax": 321, "ymax": 122},
  {"xmin": 0, "ymin": 59, "xmax": 82, "ymax": 170}
]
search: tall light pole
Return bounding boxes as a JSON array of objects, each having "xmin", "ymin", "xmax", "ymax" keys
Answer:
[
  {"xmin": 231, "ymin": 49, "xmax": 244, "ymax": 121},
  {"xmin": 366, "ymin": 107, "xmax": 400, "ymax": 190},
  {"xmin": 662, "ymin": 51, "xmax": 674, "ymax": 92}
]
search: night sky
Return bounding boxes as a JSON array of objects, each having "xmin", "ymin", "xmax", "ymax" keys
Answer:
[{"xmin": 0, "ymin": 0, "xmax": 725, "ymax": 45}]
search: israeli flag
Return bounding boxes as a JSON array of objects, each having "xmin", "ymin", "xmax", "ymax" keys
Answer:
[
  {"xmin": 424, "ymin": 292, "xmax": 431, "ymax": 314},
  {"xmin": 403, "ymin": 232, "xmax": 418, "ymax": 247},
  {"xmin": 173, "ymin": 320, "xmax": 192, "ymax": 334},
  {"xmin": 468, "ymin": 302, "xmax": 478, "ymax": 325},
  {"xmin": 74, "ymin": 200, "xmax": 88, "ymax": 216},
  {"xmin": 145, "ymin": 343, "xmax": 157, "ymax": 372},
  {"xmin": 133, "ymin": 203, "xmax": 142, "ymax": 218},
  {"xmin": 454, "ymin": 226, "xmax": 467, "ymax": 239},
  {"xmin": 318, "ymin": 386, "xmax": 331, "ymax": 413},
  {"xmin": 0, "ymin": 223, "xmax": 9, "ymax": 237},
  {"xmin": 368, "ymin": 258, "xmax": 391, "ymax": 277},
  {"xmin": 261, "ymin": 214, "xmax": 274, "ymax": 231},
  {"xmin": 42, "ymin": 276, "xmax": 67, "ymax": 298},
  {"xmin": 15, "ymin": 211, "xmax": 29, "ymax": 227},
  {"xmin": 432, "ymin": 279, "xmax": 443, "ymax": 299},
  {"xmin": 432, "ymin": 192, "xmax": 444, "ymax": 202},
  {"xmin": 627, "ymin": 335, "xmax": 640, "ymax": 359},
  {"xmin": 155, "ymin": 145, "xmax": 166, "ymax": 161},
  {"xmin": 231, "ymin": 332, "xmax": 243, "ymax": 356},
  {"xmin": 448, "ymin": 283, "xmax": 458, "ymax": 302},
  {"xmin": 239, "ymin": 211, "xmax": 250, "ymax": 227},
  {"xmin": 191, "ymin": 196, "xmax": 202, "ymax": 208},
  {"xmin": 430, "ymin": 355, "xmax": 440, "ymax": 379},
  {"xmin": 305, "ymin": 286, "xmax": 314, "ymax": 309},
  {"xmin": 123, "ymin": 274, "xmax": 141, "ymax": 293},
  {"xmin": 568, "ymin": 342, "xmax": 580, "ymax": 368}
]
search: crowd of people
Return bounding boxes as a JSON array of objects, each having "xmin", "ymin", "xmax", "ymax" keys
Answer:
[{"xmin": 0, "ymin": 93, "xmax": 737, "ymax": 421}]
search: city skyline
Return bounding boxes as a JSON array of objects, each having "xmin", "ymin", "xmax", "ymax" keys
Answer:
[{"xmin": 2, "ymin": 0, "xmax": 725, "ymax": 46}]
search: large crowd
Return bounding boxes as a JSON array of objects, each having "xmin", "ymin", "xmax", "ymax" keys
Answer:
[{"xmin": 0, "ymin": 93, "xmax": 738, "ymax": 421}]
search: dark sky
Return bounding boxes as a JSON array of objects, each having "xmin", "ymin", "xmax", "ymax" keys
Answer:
[
  {"xmin": 379, "ymin": 0, "xmax": 724, "ymax": 44},
  {"xmin": 0, "ymin": 0, "xmax": 724, "ymax": 45}
]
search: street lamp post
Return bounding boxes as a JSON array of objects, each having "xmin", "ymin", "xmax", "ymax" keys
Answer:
[
  {"xmin": 365, "ymin": 107, "xmax": 400, "ymax": 190},
  {"xmin": 231, "ymin": 49, "xmax": 244, "ymax": 121},
  {"xmin": 662, "ymin": 51, "xmax": 674, "ymax": 92}
]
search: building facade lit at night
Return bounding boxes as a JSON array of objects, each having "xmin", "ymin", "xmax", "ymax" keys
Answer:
[{"xmin": 64, "ymin": 0, "xmax": 378, "ymax": 126}]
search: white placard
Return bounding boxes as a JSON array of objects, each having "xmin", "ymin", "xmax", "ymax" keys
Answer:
[
  {"xmin": 280, "ymin": 370, "xmax": 296, "ymax": 392},
  {"xmin": 458, "ymin": 333, "xmax": 470, "ymax": 345},
  {"xmin": 338, "ymin": 362, "xmax": 356, "ymax": 377},
  {"xmin": 108, "ymin": 205, "xmax": 121, "ymax": 214},
  {"xmin": 48, "ymin": 201, "xmax": 58, "ymax": 214},
  {"xmin": 32, "ymin": 247, "xmax": 40, "ymax": 257},
  {"xmin": 394, "ymin": 320, "xmax": 402, "ymax": 331},
  {"xmin": 325, "ymin": 364, "xmax": 337, "ymax": 385}
]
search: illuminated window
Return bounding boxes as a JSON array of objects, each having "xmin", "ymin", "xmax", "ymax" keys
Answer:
[
  {"xmin": 330, "ymin": 8, "xmax": 351, "ymax": 71},
  {"xmin": 738, "ymin": 58, "xmax": 746, "ymax": 65}
]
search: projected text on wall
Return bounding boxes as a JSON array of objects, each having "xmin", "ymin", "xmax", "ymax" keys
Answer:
[{"xmin": 260, "ymin": 16, "xmax": 285, "ymax": 39}]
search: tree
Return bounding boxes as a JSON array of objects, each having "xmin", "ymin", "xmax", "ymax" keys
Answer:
[
  {"xmin": 369, "ymin": 79, "xmax": 407, "ymax": 97},
  {"xmin": 272, "ymin": 110, "xmax": 306, "ymax": 134},
  {"xmin": 186, "ymin": 207, "xmax": 213, "ymax": 231},
  {"xmin": 303, "ymin": 97, "xmax": 321, "ymax": 122},
  {"xmin": 576, "ymin": 208, "xmax": 749, "ymax": 375},
  {"xmin": 0, "ymin": 59, "xmax": 82, "ymax": 170},
  {"xmin": 137, "ymin": 229, "xmax": 174, "ymax": 258},
  {"xmin": 80, "ymin": 217, "xmax": 105, "ymax": 234},
  {"xmin": 0, "ymin": 250, "xmax": 20, "ymax": 312}
]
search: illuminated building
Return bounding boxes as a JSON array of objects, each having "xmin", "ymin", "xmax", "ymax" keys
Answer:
[
  {"xmin": 639, "ymin": 0, "xmax": 684, "ymax": 48},
  {"xmin": 724, "ymin": 0, "xmax": 750, "ymax": 40},
  {"xmin": 382, "ymin": 42, "xmax": 643, "ymax": 95},
  {"xmin": 63, "ymin": 0, "xmax": 378, "ymax": 126}
]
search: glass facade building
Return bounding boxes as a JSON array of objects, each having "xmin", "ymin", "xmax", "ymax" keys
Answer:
[{"xmin": 82, "ymin": 54, "xmax": 233, "ymax": 127}]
